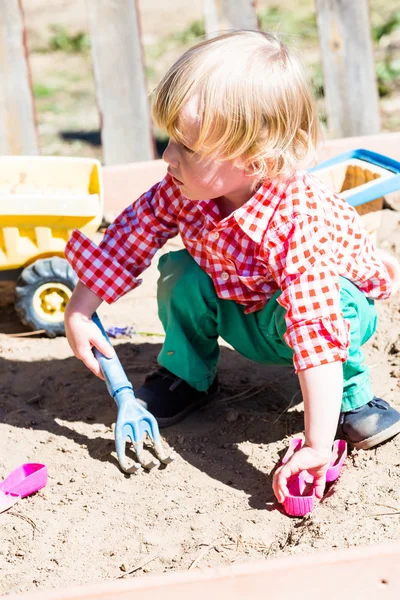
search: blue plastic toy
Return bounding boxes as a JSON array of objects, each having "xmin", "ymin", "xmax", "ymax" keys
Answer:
[
  {"xmin": 91, "ymin": 312, "xmax": 174, "ymax": 473},
  {"xmin": 310, "ymin": 148, "xmax": 400, "ymax": 207}
]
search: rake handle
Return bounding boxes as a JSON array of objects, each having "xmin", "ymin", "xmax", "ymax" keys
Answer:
[{"xmin": 91, "ymin": 312, "xmax": 133, "ymax": 402}]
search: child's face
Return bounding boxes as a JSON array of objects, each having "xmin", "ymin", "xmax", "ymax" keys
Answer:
[{"xmin": 162, "ymin": 97, "xmax": 257, "ymax": 205}]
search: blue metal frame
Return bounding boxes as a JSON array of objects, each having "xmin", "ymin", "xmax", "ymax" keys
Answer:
[{"xmin": 310, "ymin": 149, "xmax": 400, "ymax": 208}]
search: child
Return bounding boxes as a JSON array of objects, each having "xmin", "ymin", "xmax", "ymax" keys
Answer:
[{"xmin": 64, "ymin": 31, "xmax": 400, "ymax": 504}]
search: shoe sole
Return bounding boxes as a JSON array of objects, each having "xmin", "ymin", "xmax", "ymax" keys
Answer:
[
  {"xmin": 348, "ymin": 420, "xmax": 400, "ymax": 450},
  {"xmin": 157, "ymin": 387, "xmax": 220, "ymax": 429}
]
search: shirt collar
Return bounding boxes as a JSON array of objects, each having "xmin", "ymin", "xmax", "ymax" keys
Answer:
[
  {"xmin": 191, "ymin": 177, "xmax": 289, "ymax": 240},
  {"xmin": 233, "ymin": 178, "xmax": 287, "ymax": 243},
  {"xmin": 197, "ymin": 199, "xmax": 220, "ymax": 223}
]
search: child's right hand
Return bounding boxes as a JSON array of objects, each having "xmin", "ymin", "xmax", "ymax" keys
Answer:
[
  {"xmin": 65, "ymin": 312, "xmax": 115, "ymax": 379},
  {"xmin": 64, "ymin": 281, "xmax": 115, "ymax": 379}
]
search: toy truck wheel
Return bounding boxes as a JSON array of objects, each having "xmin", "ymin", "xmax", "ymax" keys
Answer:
[{"xmin": 15, "ymin": 257, "xmax": 78, "ymax": 337}]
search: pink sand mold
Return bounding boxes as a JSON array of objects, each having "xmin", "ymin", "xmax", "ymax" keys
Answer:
[
  {"xmin": 326, "ymin": 439, "xmax": 347, "ymax": 483},
  {"xmin": 280, "ymin": 438, "xmax": 347, "ymax": 517},
  {"xmin": 0, "ymin": 463, "xmax": 47, "ymax": 514}
]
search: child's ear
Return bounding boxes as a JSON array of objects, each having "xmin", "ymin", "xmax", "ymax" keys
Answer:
[
  {"xmin": 242, "ymin": 159, "xmax": 261, "ymax": 179},
  {"xmin": 236, "ymin": 159, "xmax": 255, "ymax": 176}
]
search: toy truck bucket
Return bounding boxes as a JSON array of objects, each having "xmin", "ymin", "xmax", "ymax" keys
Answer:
[{"xmin": 0, "ymin": 156, "xmax": 103, "ymax": 272}]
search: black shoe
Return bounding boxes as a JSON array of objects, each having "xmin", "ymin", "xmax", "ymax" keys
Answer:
[
  {"xmin": 135, "ymin": 367, "xmax": 219, "ymax": 428},
  {"xmin": 340, "ymin": 397, "xmax": 400, "ymax": 450}
]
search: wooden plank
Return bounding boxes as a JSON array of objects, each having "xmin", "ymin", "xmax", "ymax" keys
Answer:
[
  {"xmin": 318, "ymin": 131, "xmax": 400, "ymax": 162},
  {"xmin": 222, "ymin": 0, "xmax": 258, "ymax": 30},
  {"xmin": 7, "ymin": 542, "xmax": 400, "ymax": 599},
  {"xmin": 87, "ymin": 0, "xmax": 154, "ymax": 165},
  {"xmin": 0, "ymin": 0, "xmax": 39, "ymax": 155},
  {"xmin": 102, "ymin": 159, "xmax": 167, "ymax": 217},
  {"xmin": 315, "ymin": 0, "xmax": 380, "ymax": 138},
  {"xmin": 204, "ymin": 0, "xmax": 258, "ymax": 38},
  {"xmin": 204, "ymin": 0, "xmax": 220, "ymax": 38}
]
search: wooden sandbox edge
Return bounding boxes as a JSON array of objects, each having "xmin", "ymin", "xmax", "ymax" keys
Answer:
[{"xmin": 6, "ymin": 541, "xmax": 400, "ymax": 600}]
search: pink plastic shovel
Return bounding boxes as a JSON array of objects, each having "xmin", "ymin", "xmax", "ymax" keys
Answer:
[
  {"xmin": 0, "ymin": 463, "xmax": 47, "ymax": 514},
  {"xmin": 280, "ymin": 438, "xmax": 347, "ymax": 517}
]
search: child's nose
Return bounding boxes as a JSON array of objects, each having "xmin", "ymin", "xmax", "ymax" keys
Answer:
[{"xmin": 162, "ymin": 140, "xmax": 179, "ymax": 168}]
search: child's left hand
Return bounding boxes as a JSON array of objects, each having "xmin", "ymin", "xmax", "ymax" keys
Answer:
[{"xmin": 272, "ymin": 446, "xmax": 332, "ymax": 504}]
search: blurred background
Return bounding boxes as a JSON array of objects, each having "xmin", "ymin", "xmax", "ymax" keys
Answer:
[{"xmin": 20, "ymin": 0, "xmax": 400, "ymax": 160}]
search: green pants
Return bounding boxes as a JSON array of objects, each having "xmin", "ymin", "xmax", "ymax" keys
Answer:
[{"xmin": 157, "ymin": 250, "xmax": 377, "ymax": 412}]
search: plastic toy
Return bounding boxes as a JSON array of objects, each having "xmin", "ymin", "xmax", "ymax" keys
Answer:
[
  {"xmin": 310, "ymin": 148, "xmax": 400, "ymax": 241},
  {"xmin": 0, "ymin": 156, "xmax": 103, "ymax": 337},
  {"xmin": 280, "ymin": 438, "xmax": 347, "ymax": 517},
  {"xmin": 91, "ymin": 312, "xmax": 174, "ymax": 473},
  {"xmin": 0, "ymin": 463, "xmax": 47, "ymax": 514}
]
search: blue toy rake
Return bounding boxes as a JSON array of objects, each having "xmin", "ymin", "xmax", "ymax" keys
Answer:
[{"xmin": 91, "ymin": 312, "xmax": 174, "ymax": 473}]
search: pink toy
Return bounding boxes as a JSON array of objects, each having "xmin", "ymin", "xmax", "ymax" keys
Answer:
[
  {"xmin": 325, "ymin": 439, "xmax": 347, "ymax": 482},
  {"xmin": 280, "ymin": 438, "xmax": 347, "ymax": 517},
  {"xmin": 0, "ymin": 463, "xmax": 47, "ymax": 514}
]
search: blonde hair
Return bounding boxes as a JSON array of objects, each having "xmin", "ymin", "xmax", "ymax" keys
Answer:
[{"xmin": 152, "ymin": 30, "xmax": 320, "ymax": 181}]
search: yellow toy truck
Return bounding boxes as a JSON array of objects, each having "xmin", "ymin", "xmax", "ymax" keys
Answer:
[{"xmin": 0, "ymin": 156, "xmax": 103, "ymax": 337}]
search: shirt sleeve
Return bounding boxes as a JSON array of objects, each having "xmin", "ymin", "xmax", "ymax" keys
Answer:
[
  {"xmin": 264, "ymin": 214, "xmax": 350, "ymax": 372},
  {"xmin": 65, "ymin": 175, "xmax": 180, "ymax": 303}
]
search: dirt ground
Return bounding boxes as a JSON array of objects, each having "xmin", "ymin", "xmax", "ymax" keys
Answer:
[{"xmin": 0, "ymin": 208, "xmax": 400, "ymax": 595}]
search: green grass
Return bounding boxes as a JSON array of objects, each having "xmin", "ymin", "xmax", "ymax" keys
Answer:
[
  {"xmin": 145, "ymin": 19, "xmax": 205, "ymax": 62},
  {"xmin": 372, "ymin": 10, "xmax": 400, "ymax": 41},
  {"xmin": 62, "ymin": 71, "xmax": 85, "ymax": 84},
  {"xmin": 376, "ymin": 58, "xmax": 400, "ymax": 96},
  {"xmin": 46, "ymin": 24, "xmax": 90, "ymax": 53},
  {"xmin": 32, "ymin": 83, "xmax": 58, "ymax": 99},
  {"xmin": 37, "ymin": 101, "xmax": 63, "ymax": 114},
  {"xmin": 258, "ymin": 4, "xmax": 318, "ymax": 42}
]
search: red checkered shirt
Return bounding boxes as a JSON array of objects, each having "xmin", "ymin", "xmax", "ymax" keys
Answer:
[{"xmin": 65, "ymin": 171, "xmax": 391, "ymax": 372}]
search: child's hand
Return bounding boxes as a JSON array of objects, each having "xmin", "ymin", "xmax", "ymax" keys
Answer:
[
  {"xmin": 272, "ymin": 446, "xmax": 332, "ymax": 504},
  {"xmin": 64, "ymin": 281, "xmax": 114, "ymax": 379},
  {"xmin": 65, "ymin": 312, "xmax": 115, "ymax": 379}
]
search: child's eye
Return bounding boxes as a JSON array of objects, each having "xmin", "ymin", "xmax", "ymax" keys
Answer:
[{"xmin": 180, "ymin": 143, "xmax": 195, "ymax": 154}]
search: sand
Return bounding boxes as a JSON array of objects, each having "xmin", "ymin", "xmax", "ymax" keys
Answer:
[{"xmin": 0, "ymin": 209, "xmax": 399, "ymax": 596}]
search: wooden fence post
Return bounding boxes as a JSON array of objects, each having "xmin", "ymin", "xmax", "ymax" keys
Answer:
[
  {"xmin": 0, "ymin": 0, "xmax": 39, "ymax": 155},
  {"xmin": 204, "ymin": 0, "xmax": 220, "ymax": 38},
  {"xmin": 87, "ymin": 0, "xmax": 154, "ymax": 165},
  {"xmin": 204, "ymin": 0, "xmax": 258, "ymax": 38},
  {"xmin": 315, "ymin": 0, "xmax": 381, "ymax": 138}
]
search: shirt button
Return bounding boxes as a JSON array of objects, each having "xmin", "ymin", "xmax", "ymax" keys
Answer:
[
  {"xmin": 221, "ymin": 272, "xmax": 229, "ymax": 281},
  {"xmin": 211, "ymin": 231, "xmax": 219, "ymax": 240}
]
